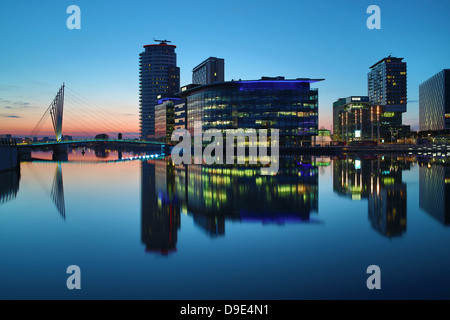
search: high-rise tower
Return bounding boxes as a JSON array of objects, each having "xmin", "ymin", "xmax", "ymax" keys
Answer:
[
  {"xmin": 368, "ymin": 56, "xmax": 408, "ymax": 141},
  {"xmin": 139, "ymin": 40, "xmax": 180, "ymax": 140}
]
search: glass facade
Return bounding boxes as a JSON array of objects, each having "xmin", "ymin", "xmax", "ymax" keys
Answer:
[
  {"xmin": 139, "ymin": 43, "xmax": 180, "ymax": 140},
  {"xmin": 419, "ymin": 69, "xmax": 450, "ymax": 131},
  {"xmin": 182, "ymin": 79, "xmax": 322, "ymax": 147}
]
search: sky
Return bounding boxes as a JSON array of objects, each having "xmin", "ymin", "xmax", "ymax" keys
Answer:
[{"xmin": 0, "ymin": 0, "xmax": 449, "ymax": 137}]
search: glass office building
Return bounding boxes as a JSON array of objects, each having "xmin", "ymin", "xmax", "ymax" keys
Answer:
[
  {"xmin": 419, "ymin": 69, "xmax": 450, "ymax": 132},
  {"xmin": 180, "ymin": 77, "xmax": 324, "ymax": 147},
  {"xmin": 139, "ymin": 41, "xmax": 180, "ymax": 140}
]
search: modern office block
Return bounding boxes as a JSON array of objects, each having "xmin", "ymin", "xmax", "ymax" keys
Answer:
[
  {"xmin": 154, "ymin": 98, "xmax": 178, "ymax": 143},
  {"xmin": 180, "ymin": 77, "xmax": 324, "ymax": 147},
  {"xmin": 332, "ymin": 96, "xmax": 374, "ymax": 142},
  {"xmin": 419, "ymin": 69, "xmax": 450, "ymax": 132},
  {"xmin": 192, "ymin": 57, "xmax": 225, "ymax": 85}
]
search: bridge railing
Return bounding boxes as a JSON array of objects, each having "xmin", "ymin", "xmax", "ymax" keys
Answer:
[{"xmin": 25, "ymin": 138, "xmax": 167, "ymax": 146}]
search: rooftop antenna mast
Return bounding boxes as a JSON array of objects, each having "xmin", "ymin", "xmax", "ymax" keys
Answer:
[{"xmin": 153, "ymin": 38, "xmax": 171, "ymax": 45}]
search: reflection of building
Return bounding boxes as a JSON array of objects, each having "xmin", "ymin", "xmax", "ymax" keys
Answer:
[
  {"xmin": 333, "ymin": 158, "xmax": 374, "ymax": 201},
  {"xmin": 192, "ymin": 57, "xmax": 225, "ymax": 85},
  {"xmin": 368, "ymin": 56, "xmax": 409, "ymax": 140},
  {"xmin": 185, "ymin": 158, "xmax": 319, "ymax": 228},
  {"xmin": 139, "ymin": 41, "xmax": 180, "ymax": 140},
  {"xmin": 0, "ymin": 168, "xmax": 20, "ymax": 204},
  {"xmin": 333, "ymin": 157, "xmax": 410, "ymax": 237},
  {"xmin": 368, "ymin": 183, "xmax": 407, "ymax": 238},
  {"xmin": 419, "ymin": 69, "xmax": 450, "ymax": 132},
  {"xmin": 94, "ymin": 148, "xmax": 110, "ymax": 159},
  {"xmin": 181, "ymin": 77, "xmax": 324, "ymax": 147},
  {"xmin": 333, "ymin": 96, "xmax": 374, "ymax": 142},
  {"xmin": 141, "ymin": 161, "xmax": 180, "ymax": 254},
  {"xmin": 419, "ymin": 164, "xmax": 450, "ymax": 225},
  {"xmin": 141, "ymin": 158, "xmax": 320, "ymax": 245}
]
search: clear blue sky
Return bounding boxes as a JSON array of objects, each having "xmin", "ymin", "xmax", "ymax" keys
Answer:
[{"xmin": 1, "ymin": 0, "xmax": 449, "ymax": 135}]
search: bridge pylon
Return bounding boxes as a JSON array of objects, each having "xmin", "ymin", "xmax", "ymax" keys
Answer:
[{"xmin": 50, "ymin": 84, "xmax": 65, "ymax": 142}]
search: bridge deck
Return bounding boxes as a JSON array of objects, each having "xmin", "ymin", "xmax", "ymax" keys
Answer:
[{"xmin": 19, "ymin": 139, "xmax": 167, "ymax": 147}]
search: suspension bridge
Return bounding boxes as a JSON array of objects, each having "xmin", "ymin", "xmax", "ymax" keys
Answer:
[{"xmin": 17, "ymin": 84, "xmax": 169, "ymax": 160}]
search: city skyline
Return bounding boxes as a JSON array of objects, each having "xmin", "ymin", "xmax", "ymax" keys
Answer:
[{"xmin": 1, "ymin": 0, "xmax": 450, "ymax": 137}]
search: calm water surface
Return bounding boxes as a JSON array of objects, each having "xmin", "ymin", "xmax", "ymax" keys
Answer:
[{"xmin": 1, "ymin": 149, "xmax": 449, "ymax": 299}]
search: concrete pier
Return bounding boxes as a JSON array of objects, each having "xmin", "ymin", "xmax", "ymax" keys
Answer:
[
  {"xmin": 0, "ymin": 146, "xmax": 19, "ymax": 172},
  {"xmin": 52, "ymin": 144, "xmax": 68, "ymax": 161}
]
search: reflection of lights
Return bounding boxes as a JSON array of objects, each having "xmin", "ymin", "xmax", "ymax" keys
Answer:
[{"xmin": 428, "ymin": 163, "xmax": 432, "ymax": 169}]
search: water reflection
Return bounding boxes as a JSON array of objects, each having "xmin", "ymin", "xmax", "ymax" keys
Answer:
[
  {"xmin": 141, "ymin": 160, "xmax": 181, "ymax": 255},
  {"xmin": 51, "ymin": 163, "xmax": 66, "ymax": 220},
  {"xmin": 0, "ymin": 169, "xmax": 20, "ymax": 204},
  {"xmin": 333, "ymin": 157, "xmax": 411, "ymax": 238},
  {"xmin": 419, "ymin": 160, "xmax": 450, "ymax": 225},
  {"xmin": 141, "ymin": 157, "xmax": 320, "ymax": 253}
]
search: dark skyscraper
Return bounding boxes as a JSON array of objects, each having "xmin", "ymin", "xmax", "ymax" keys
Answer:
[
  {"xmin": 368, "ymin": 56, "xmax": 408, "ymax": 141},
  {"xmin": 139, "ymin": 40, "xmax": 180, "ymax": 140},
  {"xmin": 192, "ymin": 57, "xmax": 225, "ymax": 85},
  {"xmin": 419, "ymin": 69, "xmax": 450, "ymax": 132}
]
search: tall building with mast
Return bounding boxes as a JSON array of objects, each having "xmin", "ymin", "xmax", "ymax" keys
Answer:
[{"xmin": 139, "ymin": 40, "xmax": 180, "ymax": 140}]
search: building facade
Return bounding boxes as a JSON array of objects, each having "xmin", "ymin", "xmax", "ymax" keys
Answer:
[
  {"xmin": 180, "ymin": 77, "xmax": 324, "ymax": 147},
  {"xmin": 419, "ymin": 69, "xmax": 450, "ymax": 132},
  {"xmin": 332, "ymin": 96, "xmax": 374, "ymax": 142},
  {"xmin": 192, "ymin": 57, "xmax": 225, "ymax": 85},
  {"xmin": 139, "ymin": 41, "xmax": 180, "ymax": 140},
  {"xmin": 368, "ymin": 56, "xmax": 408, "ymax": 141}
]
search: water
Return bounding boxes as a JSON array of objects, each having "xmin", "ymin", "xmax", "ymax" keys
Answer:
[{"xmin": 1, "ymin": 149, "xmax": 449, "ymax": 299}]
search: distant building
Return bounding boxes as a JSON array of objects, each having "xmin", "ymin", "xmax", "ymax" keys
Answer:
[
  {"xmin": 192, "ymin": 57, "xmax": 225, "ymax": 85},
  {"xmin": 95, "ymin": 134, "xmax": 109, "ymax": 140},
  {"xmin": 62, "ymin": 135, "xmax": 72, "ymax": 141},
  {"xmin": 139, "ymin": 40, "xmax": 180, "ymax": 140},
  {"xmin": 180, "ymin": 77, "xmax": 324, "ymax": 147},
  {"xmin": 313, "ymin": 129, "xmax": 333, "ymax": 146},
  {"xmin": 419, "ymin": 69, "xmax": 450, "ymax": 132},
  {"xmin": 368, "ymin": 56, "xmax": 409, "ymax": 141},
  {"xmin": 332, "ymin": 96, "xmax": 374, "ymax": 142}
]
